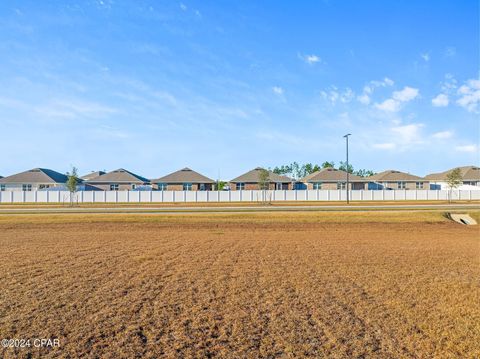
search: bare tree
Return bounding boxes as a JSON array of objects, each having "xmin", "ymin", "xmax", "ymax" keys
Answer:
[{"xmin": 446, "ymin": 167, "xmax": 462, "ymax": 203}]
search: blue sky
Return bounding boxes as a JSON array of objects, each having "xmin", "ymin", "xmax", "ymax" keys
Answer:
[{"xmin": 0, "ymin": 0, "xmax": 478, "ymax": 179}]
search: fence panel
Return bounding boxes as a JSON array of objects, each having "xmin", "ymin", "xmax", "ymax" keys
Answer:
[{"xmin": 0, "ymin": 189, "xmax": 478, "ymax": 203}]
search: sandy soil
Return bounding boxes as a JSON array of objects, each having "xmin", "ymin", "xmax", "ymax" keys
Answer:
[{"xmin": 0, "ymin": 212, "xmax": 479, "ymax": 358}]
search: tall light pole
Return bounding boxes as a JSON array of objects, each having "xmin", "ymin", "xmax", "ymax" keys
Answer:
[{"xmin": 343, "ymin": 133, "xmax": 351, "ymax": 204}]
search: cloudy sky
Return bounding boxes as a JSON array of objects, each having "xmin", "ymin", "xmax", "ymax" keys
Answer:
[{"xmin": 0, "ymin": 1, "xmax": 478, "ymax": 179}]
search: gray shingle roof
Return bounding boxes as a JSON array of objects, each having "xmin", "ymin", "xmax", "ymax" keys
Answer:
[
  {"xmin": 230, "ymin": 167, "xmax": 293, "ymax": 183},
  {"xmin": 300, "ymin": 168, "xmax": 365, "ymax": 182},
  {"xmin": 81, "ymin": 171, "xmax": 106, "ymax": 181},
  {"xmin": 425, "ymin": 166, "xmax": 480, "ymax": 181},
  {"xmin": 0, "ymin": 168, "xmax": 68, "ymax": 184},
  {"xmin": 151, "ymin": 168, "xmax": 214, "ymax": 184},
  {"xmin": 367, "ymin": 170, "xmax": 424, "ymax": 182},
  {"xmin": 85, "ymin": 168, "xmax": 150, "ymax": 184}
]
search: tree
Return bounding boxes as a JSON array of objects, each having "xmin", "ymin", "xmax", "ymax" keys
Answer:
[
  {"xmin": 446, "ymin": 167, "xmax": 462, "ymax": 203},
  {"xmin": 354, "ymin": 169, "xmax": 376, "ymax": 177},
  {"xmin": 258, "ymin": 168, "xmax": 270, "ymax": 190},
  {"xmin": 65, "ymin": 166, "xmax": 79, "ymax": 207},
  {"xmin": 215, "ymin": 180, "xmax": 227, "ymax": 191},
  {"xmin": 321, "ymin": 161, "xmax": 335, "ymax": 169},
  {"xmin": 338, "ymin": 161, "xmax": 354, "ymax": 174}
]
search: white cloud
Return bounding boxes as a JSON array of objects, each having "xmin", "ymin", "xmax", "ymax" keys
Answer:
[
  {"xmin": 180, "ymin": 3, "xmax": 187, "ymax": 11},
  {"xmin": 420, "ymin": 53, "xmax": 430, "ymax": 62},
  {"xmin": 432, "ymin": 131, "xmax": 453, "ymax": 139},
  {"xmin": 375, "ymin": 98, "xmax": 400, "ymax": 112},
  {"xmin": 372, "ymin": 143, "xmax": 396, "ymax": 150},
  {"xmin": 299, "ymin": 53, "xmax": 321, "ymax": 65},
  {"xmin": 357, "ymin": 93, "xmax": 370, "ymax": 105},
  {"xmin": 432, "ymin": 93, "xmax": 449, "ymax": 107},
  {"xmin": 456, "ymin": 78, "xmax": 480, "ymax": 113},
  {"xmin": 35, "ymin": 99, "xmax": 118, "ymax": 119},
  {"xmin": 441, "ymin": 73, "xmax": 458, "ymax": 93},
  {"xmin": 391, "ymin": 123, "xmax": 424, "ymax": 144},
  {"xmin": 392, "ymin": 86, "xmax": 419, "ymax": 102},
  {"xmin": 320, "ymin": 87, "xmax": 354, "ymax": 105},
  {"xmin": 375, "ymin": 86, "xmax": 419, "ymax": 112},
  {"xmin": 357, "ymin": 78, "xmax": 394, "ymax": 105},
  {"xmin": 455, "ymin": 144, "xmax": 478, "ymax": 153},
  {"xmin": 272, "ymin": 86, "xmax": 284, "ymax": 95}
]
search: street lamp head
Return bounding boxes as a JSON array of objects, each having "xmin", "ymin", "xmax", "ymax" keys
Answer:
[{"xmin": 343, "ymin": 133, "xmax": 351, "ymax": 138}]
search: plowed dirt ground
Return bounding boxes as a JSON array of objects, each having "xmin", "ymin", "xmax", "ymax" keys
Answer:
[{"xmin": 0, "ymin": 211, "xmax": 478, "ymax": 358}]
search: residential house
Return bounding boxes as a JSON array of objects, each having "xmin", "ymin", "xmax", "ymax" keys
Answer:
[
  {"xmin": 151, "ymin": 167, "xmax": 215, "ymax": 191},
  {"xmin": 230, "ymin": 167, "xmax": 294, "ymax": 190},
  {"xmin": 80, "ymin": 171, "xmax": 106, "ymax": 181},
  {"xmin": 367, "ymin": 170, "xmax": 426, "ymax": 190},
  {"xmin": 300, "ymin": 167, "xmax": 367, "ymax": 190},
  {"xmin": 425, "ymin": 165, "xmax": 480, "ymax": 190},
  {"xmin": 85, "ymin": 168, "xmax": 150, "ymax": 191},
  {"xmin": 0, "ymin": 168, "xmax": 68, "ymax": 191}
]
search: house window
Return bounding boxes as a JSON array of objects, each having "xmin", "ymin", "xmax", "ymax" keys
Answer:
[
  {"xmin": 183, "ymin": 183, "xmax": 193, "ymax": 191},
  {"xmin": 22, "ymin": 184, "xmax": 32, "ymax": 191},
  {"xmin": 275, "ymin": 183, "xmax": 285, "ymax": 190},
  {"xmin": 236, "ymin": 183, "xmax": 245, "ymax": 190},
  {"xmin": 416, "ymin": 182, "xmax": 424, "ymax": 189},
  {"xmin": 337, "ymin": 182, "xmax": 346, "ymax": 190},
  {"xmin": 199, "ymin": 183, "xmax": 206, "ymax": 191},
  {"xmin": 38, "ymin": 184, "xmax": 50, "ymax": 190},
  {"xmin": 397, "ymin": 182, "xmax": 406, "ymax": 189},
  {"xmin": 131, "ymin": 184, "xmax": 136, "ymax": 190},
  {"xmin": 313, "ymin": 182, "xmax": 322, "ymax": 190},
  {"xmin": 158, "ymin": 183, "xmax": 168, "ymax": 191},
  {"xmin": 110, "ymin": 184, "xmax": 119, "ymax": 191},
  {"xmin": 0, "ymin": 185, "xmax": 5, "ymax": 191}
]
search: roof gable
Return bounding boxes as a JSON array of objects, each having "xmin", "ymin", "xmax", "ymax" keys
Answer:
[
  {"xmin": 300, "ymin": 168, "xmax": 364, "ymax": 182},
  {"xmin": 0, "ymin": 168, "xmax": 68, "ymax": 184},
  {"xmin": 152, "ymin": 168, "xmax": 214, "ymax": 183},
  {"xmin": 425, "ymin": 166, "xmax": 480, "ymax": 181},
  {"xmin": 80, "ymin": 171, "xmax": 106, "ymax": 181},
  {"xmin": 367, "ymin": 170, "xmax": 424, "ymax": 182},
  {"xmin": 230, "ymin": 167, "xmax": 293, "ymax": 183},
  {"xmin": 86, "ymin": 168, "xmax": 150, "ymax": 183}
]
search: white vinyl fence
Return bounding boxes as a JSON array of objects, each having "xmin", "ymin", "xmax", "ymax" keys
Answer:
[{"xmin": 0, "ymin": 190, "xmax": 479, "ymax": 204}]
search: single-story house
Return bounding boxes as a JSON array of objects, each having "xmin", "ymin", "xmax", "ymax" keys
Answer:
[
  {"xmin": 366, "ymin": 170, "xmax": 426, "ymax": 190},
  {"xmin": 0, "ymin": 168, "xmax": 69, "ymax": 191},
  {"xmin": 81, "ymin": 171, "xmax": 106, "ymax": 181},
  {"xmin": 85, "ymin": 168, "xmax": 150, "ymax": 191},
  {"xmin": 151, "ymin": 167, "xmax": 215, "ymax": 191},
  {"xmin": 425, "ymin": 165, "xmax": 480, "ymax": 190},
  {"xmin": 230, "ymin": 167, "xmax": 294, "ymax": 190},
  {"xmin": 300, "ymin": 168, "xmax": 367, "ymax": 190}
]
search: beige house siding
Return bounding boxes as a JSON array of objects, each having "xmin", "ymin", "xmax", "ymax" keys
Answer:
[
  {"xmin": 376, "ymin": 181, "xmax": 427, "ymax": 190},
  {"xmin": 88, "ymin": 183, "xmax": 141, "ymax": 191},
  {"xmin": 152, "ymin": 183, "xmax": 213, "ymax": 191},
  {"xmin": 230, "ymin": 182, "xmax": 292, "ymax": 191},
  {"xmin": 305, "ymin": 182, "xmax": 366, "ymax": 190}
]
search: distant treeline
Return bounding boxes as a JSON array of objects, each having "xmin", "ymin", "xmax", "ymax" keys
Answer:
[{"xmin": 270, "ymin": 161, "xmax": 376, "ymax": 179}]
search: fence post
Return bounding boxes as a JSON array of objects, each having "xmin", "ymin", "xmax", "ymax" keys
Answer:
[{"xmin": 470, "ymin": 190, "xmax": 472, "ymax": 200}]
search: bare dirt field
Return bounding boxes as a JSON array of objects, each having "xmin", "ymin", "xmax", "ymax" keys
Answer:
[{"xmin": 0, "ymin": 211, "xmax": 479, "ymax": 358}]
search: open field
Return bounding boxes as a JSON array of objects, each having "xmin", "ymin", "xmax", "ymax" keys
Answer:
[{"xmin": 0, "ymin": 211, "xmax": 479, "ymax": 358}]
